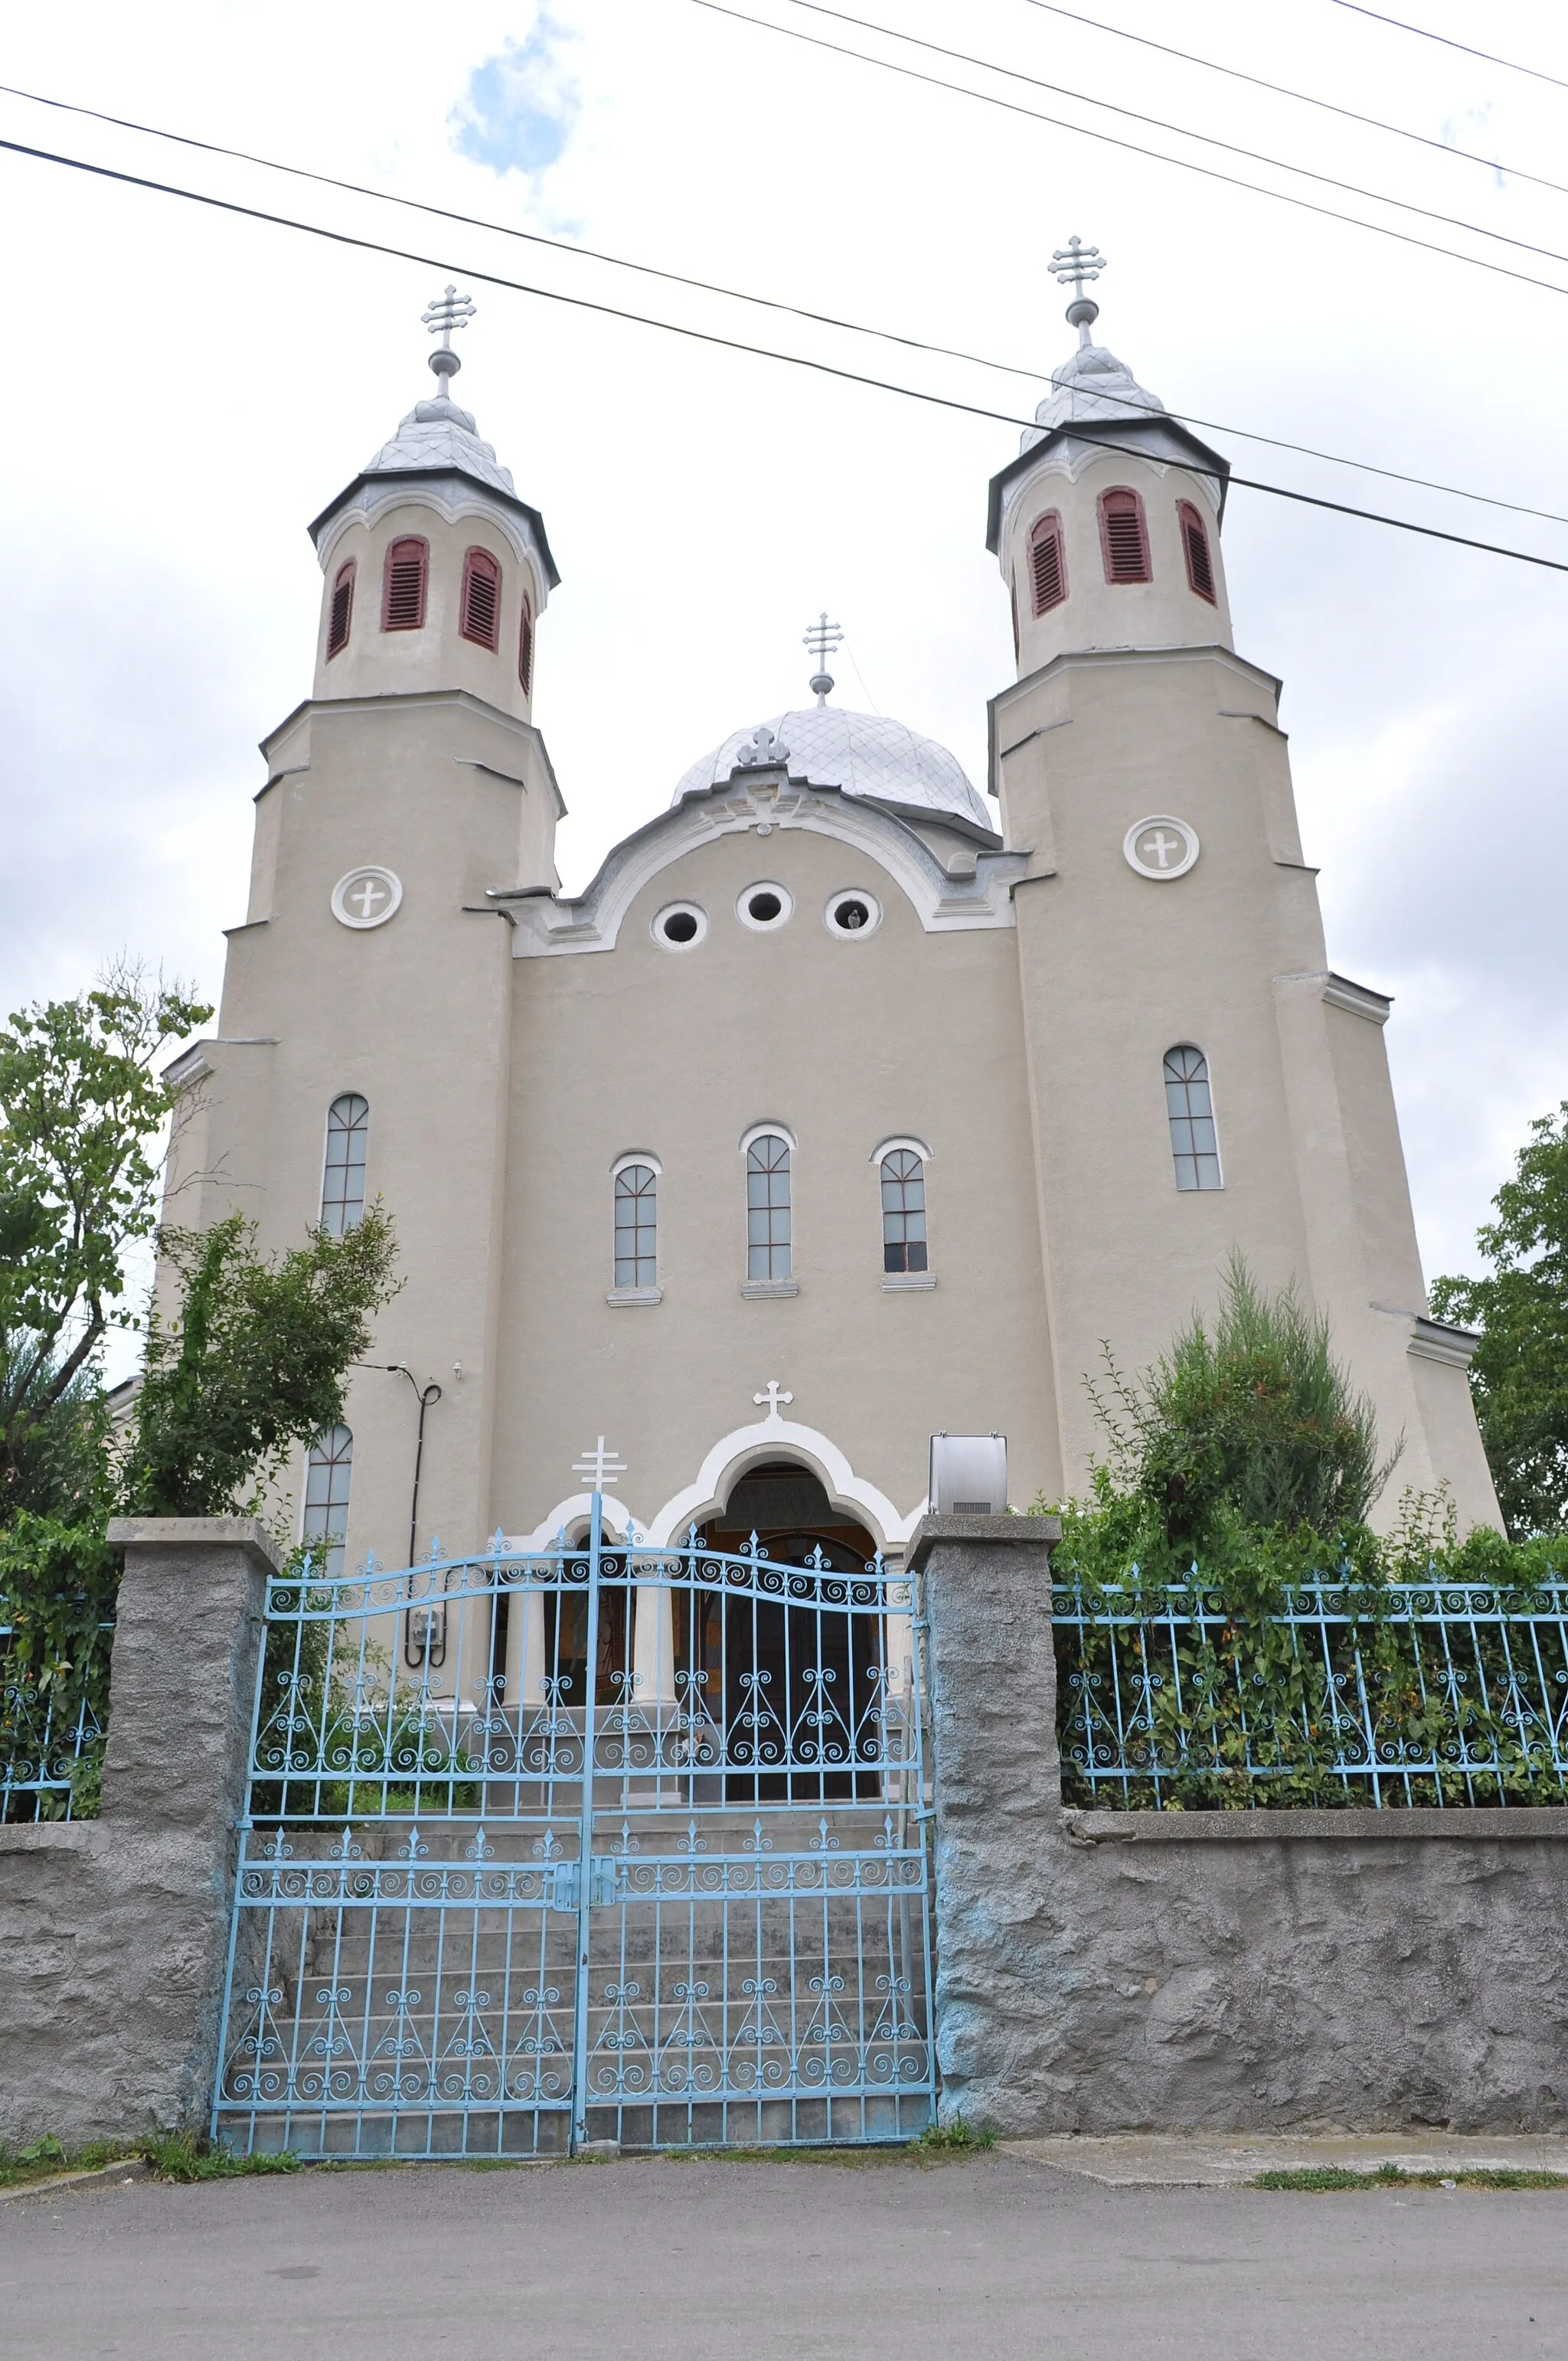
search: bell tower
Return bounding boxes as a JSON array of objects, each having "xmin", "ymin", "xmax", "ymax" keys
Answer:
[
  {"xmin": 991, "ymin": 242, "xmax": 1498, "ymax": 1530},
  {"xmin": 165, "ymin": 292, "xmax": 567, "ymax": 1572}
]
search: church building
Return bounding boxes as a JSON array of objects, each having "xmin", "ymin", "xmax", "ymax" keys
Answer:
[{"xmin": 164, "ymin": 252, "xmax": 1499, "ymax": 1610}]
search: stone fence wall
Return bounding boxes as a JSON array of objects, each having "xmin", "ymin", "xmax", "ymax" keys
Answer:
[
  {"xmin": 0, "ymin": 1520, "xmax": 276, "ymax": 2149},
  {"xmin": 910, "ymin": 1517, "xmax": 1568, "ymax": 2137}
]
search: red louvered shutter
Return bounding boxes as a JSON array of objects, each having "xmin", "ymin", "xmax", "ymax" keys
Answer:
[
  {"xmin": 1099, "ymin": 489, "xmax": 1151, "ymax": 584},
  {"xmin": 382, "ymin": 537, "xmax": 428, "ymax": 630},
  {"xmin": 327, "ymin": 561, "xmax": 355, "ymax": 658},
  {"xmin": 461, "ymin": 548, "xmax": 501, "ymax": 650},
  {"xmin": 518, "ymin": 593, "xmax": 534, "ymax": 694},
  {"xmin": 1028, "ymin": 513, "xmax": 1067, "ymax": 615},
  {"xmin": 1179, "ymin": 501, "xmax": 1216, "ymax": 602}
]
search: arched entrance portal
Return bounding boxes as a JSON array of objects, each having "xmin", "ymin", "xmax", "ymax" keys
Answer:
[{"xmin": 687, "ymin": 1461, "xmax": 884, "ymax": 1801}]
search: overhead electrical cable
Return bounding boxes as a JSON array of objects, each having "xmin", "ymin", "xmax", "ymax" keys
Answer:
[
  {"xmin": 3, "ymin": 130, "xmax": 1566, "ymax": 578},
  {"xmin": 753, "ymin": 0, "xmax": 1568, "ymax": 271},
  {"xmin": 688, "ymin": 0, "xmax": 1568, "ymax": 303},
  {"xmin": 1016, "ymin": 0, "xmax": 1568, "ymax": 203},
  {"xmin": 1328, "ymin": 2, "xmax": 1568, "ymax": 93},
  {"xmin": 4, "ymin": 81, "xmax": 1565, "ymax": 528}
]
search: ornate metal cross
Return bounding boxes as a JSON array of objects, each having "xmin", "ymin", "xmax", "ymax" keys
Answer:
[
  {"xmin": 423, "ymin": 284, "xmax": 477, "ymax": 349},
  {"xmin": 1047, "ymin": 236, "xmax": 1106, "ymax": 299},
  {"xmin": 803, "ymin": 612, "xmax": 844, "ymax": 671},
  {"xmin": 573, "ymin": 1436, "xmax": 626, "ymax": 1488}
]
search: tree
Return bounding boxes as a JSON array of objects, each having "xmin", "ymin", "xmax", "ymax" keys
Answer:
[
  {"xmin": 120, "ymin": 1209, "xmax": 400, "ymax": 1518},
  {"xmin": 1090, "ymin": 1255, "xmax": 1396, "ymax": 1547},
  {"xmin": 1432, "ymin": 1104, "xmax": 1568, "ymax": 1536},
  {"xmin": 0, "ymin": 964, "xmax": 211, "ymax": 1520}
]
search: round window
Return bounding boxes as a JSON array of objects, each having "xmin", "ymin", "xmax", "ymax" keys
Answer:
[
  {"xmin": 653, "ymin": 901, "xmax": 707, "ymax": 950},
  {"xmin": 737, "ymin": 882, "xmax": 793, "ymax": 931},
  {"xmin": 825, "ymin": 888, "xmax": 882, "ymax": 938}
]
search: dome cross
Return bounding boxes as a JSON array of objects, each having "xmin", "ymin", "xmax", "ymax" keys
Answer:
[
  {"xmin": 421, "ymin": 284, "xmax": 477, "ymax": 391},
  {"xmin": 802, "ymin": 611, "xmax": 844, "ymax": 706},
  {"xmin": 1048, "ymin": 236, "xmax": 1107, "ymax": 346}
]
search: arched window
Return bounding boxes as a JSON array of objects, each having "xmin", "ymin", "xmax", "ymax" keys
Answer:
[
  {"xmin": 1164, "ymin": 1047, "xmax": 1222, "ymax": 1190},
  {"xmin": 518, "ymin": 590, "xmax": 534, "ymax": 694},
  {"xmin": 303, "ymin": 1425, "xmax": 353, "ymax": 1579},
  {"xmin": 326, "ymin": 560, "xmax": 355, "ymax": 658},
  {"xmin": 460, "ymin": 547, "xmax": 502, "ymax": 649},
  {"xmin": 746, "ymin": 1134, "xmax": 792, "ymax": 1282},
  {"xmin": 320, "ymin": 1093, "xmax": 369, "ymax": 1235},
  {"xmin": 880, "ymin": 1149, "xmax": 928, "ymax": 1274},
  {"xmin": 1027, "ymin": 511, "xmax": 1067, "ymax": 615},
  {"xmin": 614, "ymin": 1162, "xmax": 658, "ymax": 1289},
  {"xmin": 381, "ymin": 536, "xmax": 428, "ymax": 631},
  {"xmin": 1178, "ymin": 501, "xmax": 1217, "ymax": 603},
  {"xmin": 1099, "ymin": 488, "xmax": 1151, "ymax": 584}
]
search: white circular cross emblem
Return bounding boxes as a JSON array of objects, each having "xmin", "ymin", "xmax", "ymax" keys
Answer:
[
  {"xmin": 330, "ymin": 866, "xmax": 403, "ymax": 930},
  {"xmin": 1123, "ymin": 816, "xmax": 1200, "ymax": 881}
]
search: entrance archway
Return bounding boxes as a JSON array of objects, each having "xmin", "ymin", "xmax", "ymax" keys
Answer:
[{"xmin": 684, "ymin": 1461, "xmax": 884, "ymax": 1801}]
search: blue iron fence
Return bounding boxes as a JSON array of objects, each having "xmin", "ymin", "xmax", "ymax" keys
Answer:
[
  {"xmin": 0, "ymin": 1601, "xmax": 113, "ymax": 1824},
  {"xmin": 1054, "ymin": 1572, "xmax": 1568, "ymax": 1810},
  {"xmin": 214, "ymin": 1501, "xmax": 936, "ymax": 2158}
]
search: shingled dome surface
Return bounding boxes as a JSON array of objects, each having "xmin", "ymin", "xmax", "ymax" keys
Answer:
[{"xmin": 672, "ymin": 706, "xmax": 993, "ymax": 834}]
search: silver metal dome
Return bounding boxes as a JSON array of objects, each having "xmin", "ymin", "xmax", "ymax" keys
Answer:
[{"xmin": 672, "ymin": 706, "xmax": 994, "ymax": 835}]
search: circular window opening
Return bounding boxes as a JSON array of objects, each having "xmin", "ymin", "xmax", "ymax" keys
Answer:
[
  {"xmin": 737, "ymin": 882, "xmax": 793, "ymax": 931},
  {"xmin": 653, "ymin": 901, "xmax": 707, "ymax": 950},
  {"xmin": 826, "ymin": 889, "xmax": 881, "ymax": 938}
]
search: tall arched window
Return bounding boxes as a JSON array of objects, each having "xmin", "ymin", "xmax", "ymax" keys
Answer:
[
  {"xmin": 1164, "ymin": 1047, "xmax": 1222, "ymax": 1190},
  {"xmin": 518, "ymin": 591, "xmax": 534, "ymax": 694},
  {"xmin": 614, "ymin": 1162, "xmax": 658, "ymax": 1289},
  {"xmin": 303, "ymin": 1425, "xmax": 353, "ymax": 1579},
  {"xmin": 1178, "ymin": 500, "xmax": 1217, "ymax": 602},
  {"xmin": 321, "ymin": 1093, "xmax": 369, "ymax": 1235},
  {"xmin": 880, "ymin": 1149, "xmax": 928, "ymax": 1273},
  {"xmin": 326, "ymin": 560, "xmax": 355, "ymax": 658},
  {"xmin": 1099, "ymin": 488, "xmax": 1151, "ymax": 584},
  {"xmin": 1027, "ymin": 511, "xmax": 1067, "ymax": 615},
  {"xmin": 746, "ymin": 1135, "xmax": 792, "ymax": 1282},
  {"xmin": 381, "ymin": 536, "xmax": 428, "ymax": 631},
  {"xmin": 460, "ymin": 547, "xmax": 501, "ymax": 649}
]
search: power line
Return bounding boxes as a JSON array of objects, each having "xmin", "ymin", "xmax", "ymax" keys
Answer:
[
  {"xmin": 1328, "ymin": 2, "xmax": 1568, "ymax": 94},
  {"xmin": 754, "ymin": 0, "xmax": 1568, "ymax": 272},
  {"xmin": 689, "ymin": 0, "xmax": 1568, "ymax": 303},
  {"xmin": 4, "ymin": 129, "xmax": 1568, "ymax": 577},
  {"xmin": 5, "ymin": 79, "xmax": 1565, "ymax": 531},
  {"xmin": 1017, "ymin": 0, "xmax": 1568, "ymax": 203}
]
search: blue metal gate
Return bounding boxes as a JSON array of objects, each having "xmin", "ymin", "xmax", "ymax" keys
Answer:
[{"xmin": 212, "ymin": 1497, "xmax": 936, "ymax": 2156}]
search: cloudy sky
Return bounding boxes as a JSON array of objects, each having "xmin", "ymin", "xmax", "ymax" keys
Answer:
[{"xmin": 2, "ymin": 0, "xmax": 1566, "ymax": 1331}]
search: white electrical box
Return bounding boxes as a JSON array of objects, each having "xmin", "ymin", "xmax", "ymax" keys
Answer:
[{"xmin": 928, "ymin": 1433, "xmax": 1008, "ymax": 1517}]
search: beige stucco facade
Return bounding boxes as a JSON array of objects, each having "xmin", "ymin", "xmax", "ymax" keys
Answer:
[{"xmin": 162, "ymin": 312, "xmax": 1500, "ymax": 1586}]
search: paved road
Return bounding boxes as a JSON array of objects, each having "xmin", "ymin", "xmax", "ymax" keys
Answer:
[{"xmin": 2, "ymin": 2150, "xmax": 1564, "ymax": 2359}]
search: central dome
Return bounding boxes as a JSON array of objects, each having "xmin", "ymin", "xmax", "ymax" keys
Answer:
[{"xmin": 672, "ymin": 706, "xmax": 995, "ymax": 838}]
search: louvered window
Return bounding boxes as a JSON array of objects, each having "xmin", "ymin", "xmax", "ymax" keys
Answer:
[
  {"xmin": 327, "ymin": 560, "xmax": 355, "ymax": 658},
  {"xmin": 1099, "ymin": 488, "xmax": 1151, "ymax": 584},
  {"xmin": 1179, "ymin": 501, "xmax": 1217, "ymax": 602},
  {"xmin": 1027, "ymin": 511, "xmax": 1067, "ymax": 615},
  {"xmin": 381, "ymin": 537, "xmax": 428, "ymax": 631},
  {"xmin": 461, "ymin": 548, "xmax": 501, "ymax": 650},
  {"xmin": 518, "ymin": 592, "xmax": 534, "ymax": 694}
]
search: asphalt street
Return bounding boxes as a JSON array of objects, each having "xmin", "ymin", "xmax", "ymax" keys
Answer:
[{"xmin": 2, "ymin": 2149, "xmax": 1564, "ymax": 2359}]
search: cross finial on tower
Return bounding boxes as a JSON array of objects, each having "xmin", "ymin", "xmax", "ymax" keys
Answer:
[
  {"xmin": 421, "ymin": 284, "xmax": 477, "ymax": 393},
  {"xmin": 1047, "ymin": 236, "xmax": 1106, "ymax": 347},
  {"xmin": 802, "ymin": 612, "xmax": 844, "ymax": 707}
]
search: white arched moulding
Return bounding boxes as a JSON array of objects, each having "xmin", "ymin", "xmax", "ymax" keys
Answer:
[
  {"xmin": 331, "ymin": 866, "xmax": 403, "ymax": 929},
  {"xmin": 610, "ymin": 1150, "xmax": 664, "ymax": 1178},
  {"xmin": 1123, "ymin": 817, "xmax": 1199, "ymax": 882},
  {"xmin": 738, "ymin": 1120, "xmax": 797, "ymax": 1156},
  {"xmin": 652, "ymin": 900, "xmax": 707, "ymax": 950},
  {"xmin": 868, "ymin": 1135, "xmax": 933, "ymax": 1166}
]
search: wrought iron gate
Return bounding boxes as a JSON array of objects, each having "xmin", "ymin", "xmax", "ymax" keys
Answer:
[{"xmin": 213, "ymin": 1497, "xmax": 936, "ymax": 2157}]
